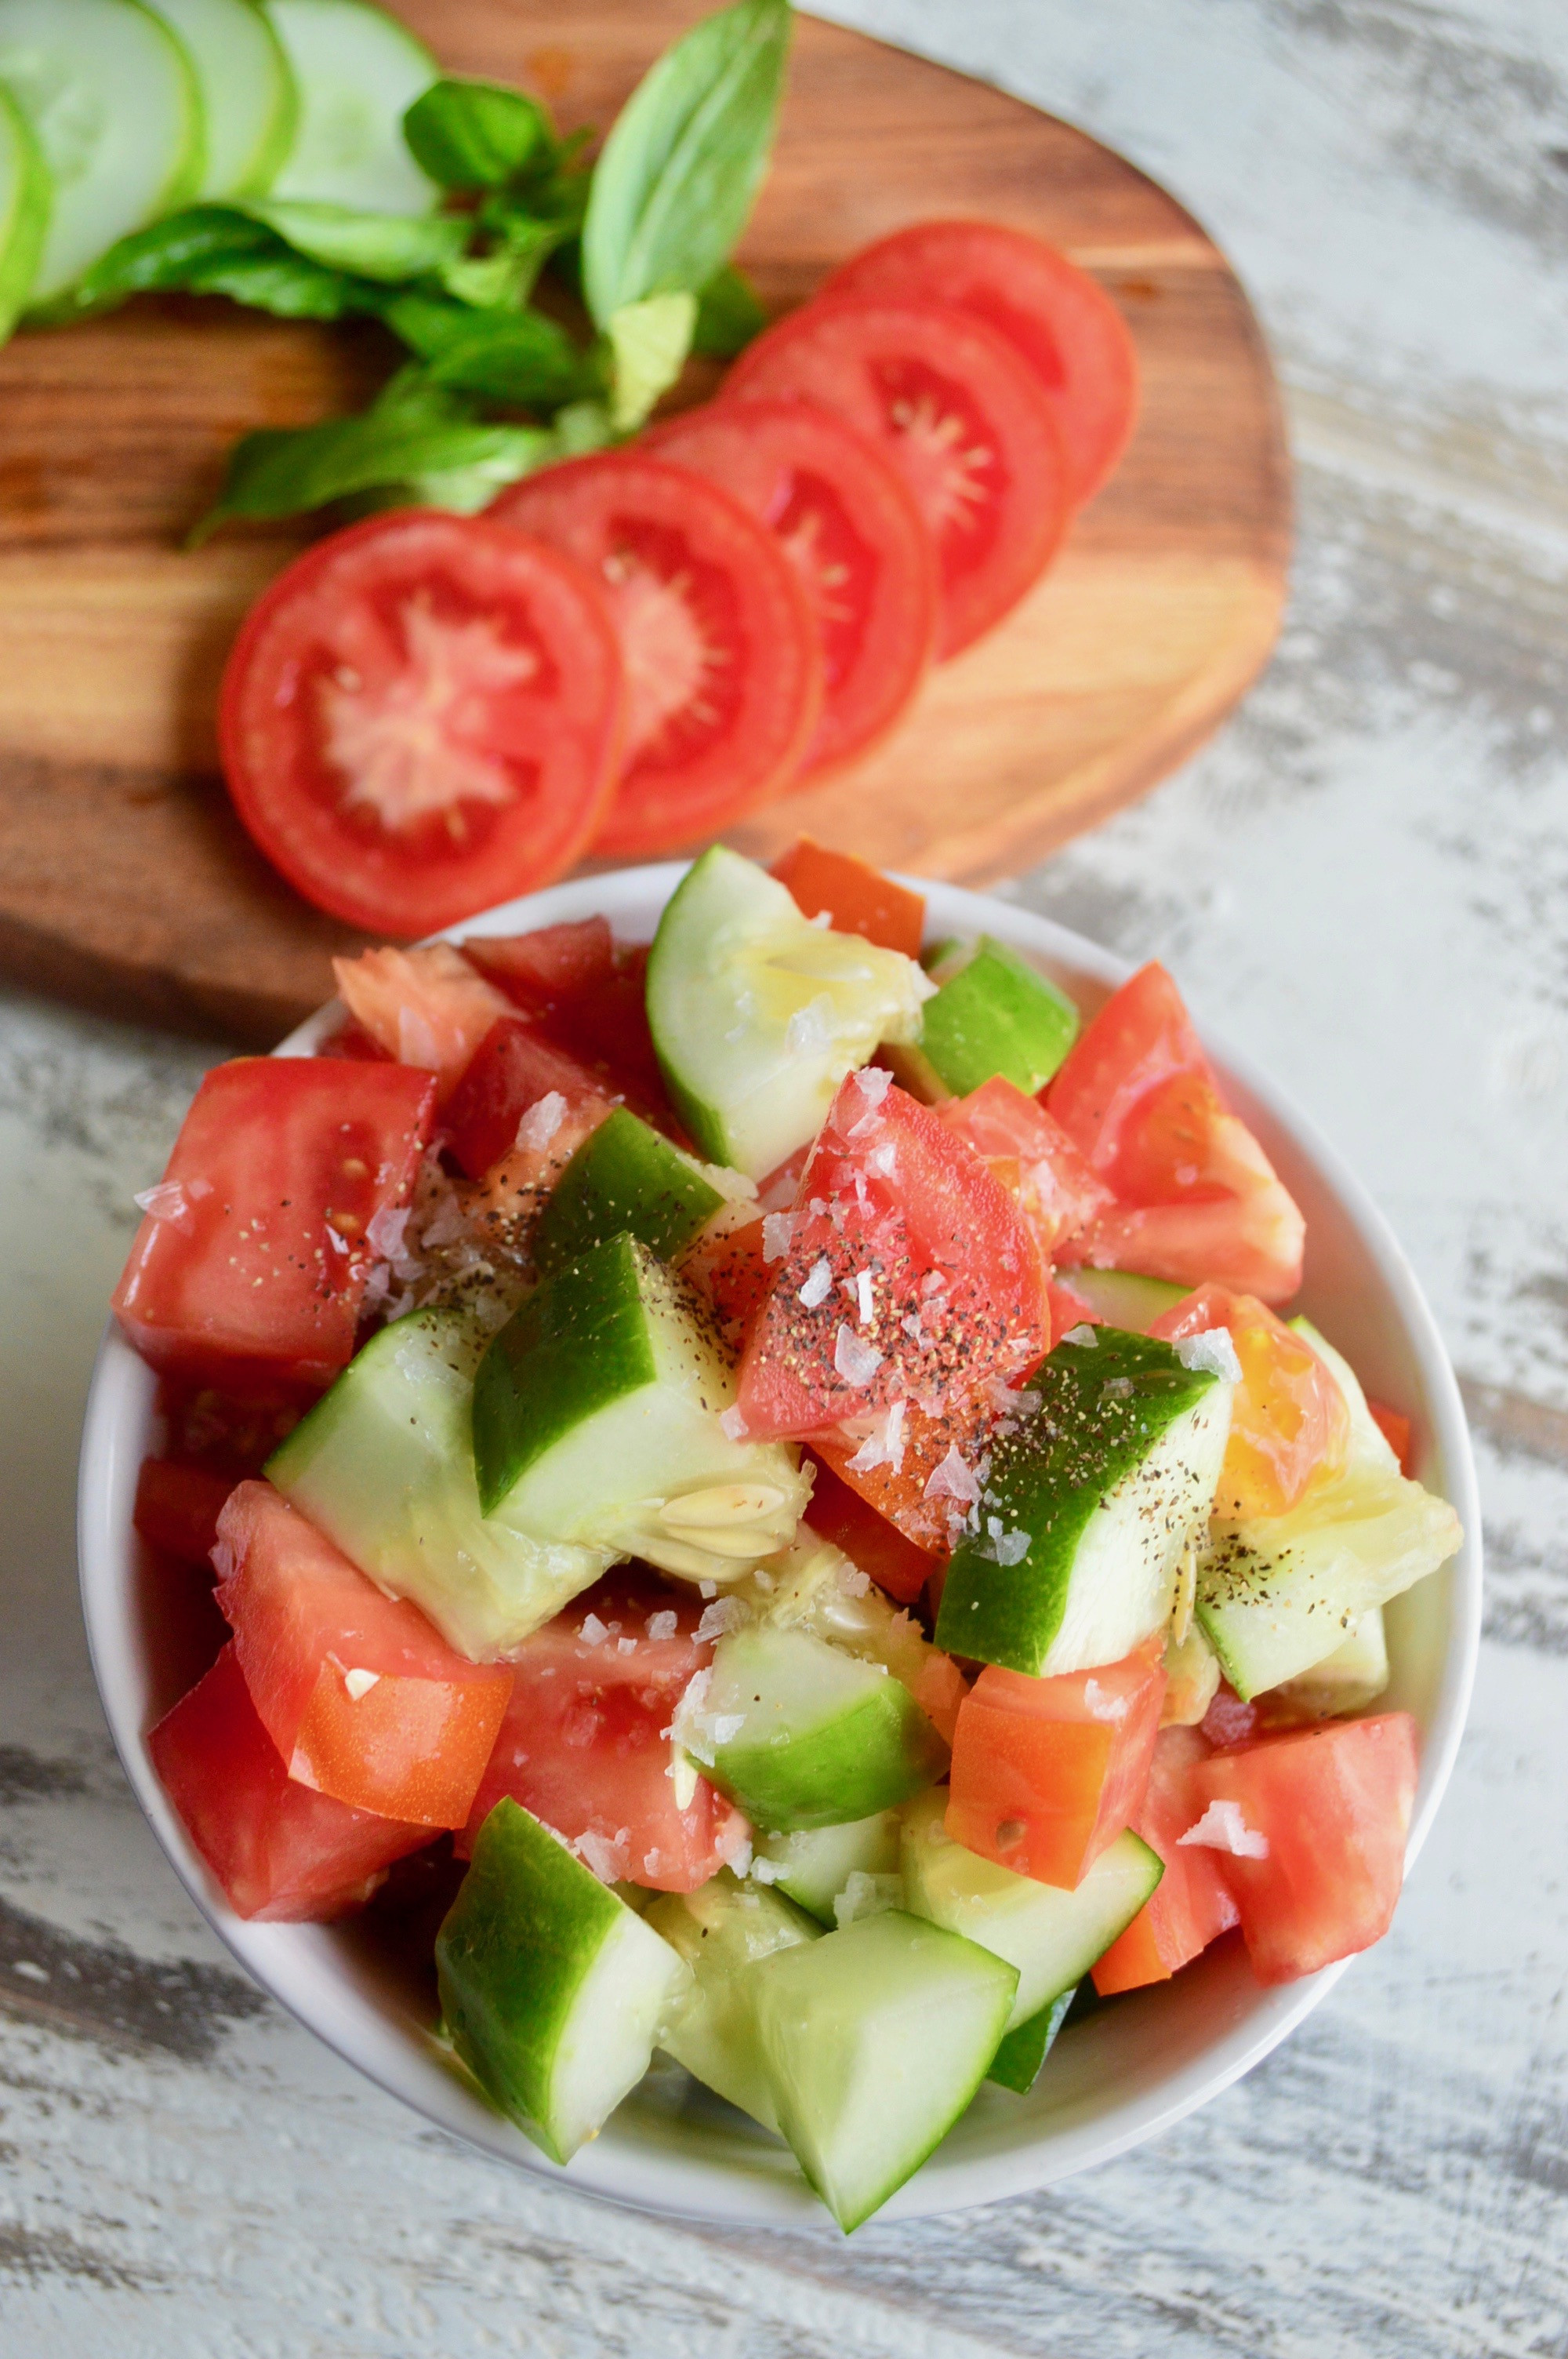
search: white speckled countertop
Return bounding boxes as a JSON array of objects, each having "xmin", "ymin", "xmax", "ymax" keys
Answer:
[{"xmin": 4, "ymin": 3, "xmax": 1567, "ymax": 2349}]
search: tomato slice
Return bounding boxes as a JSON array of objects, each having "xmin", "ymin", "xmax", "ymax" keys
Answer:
[
  {"xmin": 332, "ymin": 943, "xmax": 513, "ymax": 1103},
  {"xmin": 488, "ymin": 453, "xmax": 822, "ymax": 855},
  {"xmin": 1150, "ymin": 1281, "xmax": 1350, "ymax": 1518},
  {"xmin": 219, "ymin": 512, "xmax": 625, "ymax": 936},
  {"xmin": 214, "ymin": 1481, "xmax": 514, "ymax": 1830},
  {"xmin": 644, "ymin": 399, "xmax": 936, "ymax": 778},
  {"xmin": 771, "ymin": 837, "xmax": 927, "ymax": 960},
  {"xmin": 1047, "ymin": 963, "xmax": 1306, "ymax": 1304},
  {"xmin": 724, "ymin": 296, "xmax": 1069, "ymax": 658},
  {"xmin": 1091, "ymin": 1726, "xmax": 1239, "ymax": 1993},
  {"xmin": 111, "ymin": 1057, "xmax": 435, "ymax": 1392},
  {"xmin": 822, "ymin": 221, "xmax": 1139, "ymax": 507},
  {"xmin": 148, "ymin": 1645, "xmax": 431, "ymax": 1921},
  {"xmin": 133, "ymin": 1458, "xmax": 234, "ymax": 1568}
]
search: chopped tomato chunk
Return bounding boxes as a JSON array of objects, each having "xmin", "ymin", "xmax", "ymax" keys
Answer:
[
  {"xmin": 443, "ymin": 1015, "xmax": 614, "ymax": 1182},
  {"xmin": 1189, "ymin": 1714, "xmax": 1419, "ymax": 1984},
  {"xmin": 149, "ymin": 1645, "xmax": 430, "ymax": 1921},
  {"xmin": 771, "ymin": 839, "xmax": 927, "ymax": 961},
  {"xmin": 332, "ymin": 943, "xmax": 513, "ymax": 1104},
  {"xmin": 802, "ymin": 1447, "xmax": 937, "ymax": 1605},
  {"xmin": 215, "ymin": 1483, "xmax": 513, "ymax": 1830},
  {"xmin": 681, "ymin": 1214, "xmax": 771, "ymax": 1336},
  {"xmin": 462, "ymin": 918, "xmax": 615, "ymax": 1010},
  {"xmin": 1151, "ymin": 1281, "xmax": 1349, "ymax": 1518},
  {"xmin": 1091, "ymin": 1725, "xmax": 1239, "ymax": 1993},
  {"xmin": 939, "ymin": 1075, "xmax": 1112, "ymax": 1268},
  {"xmin": 1367, "ymin": 1398, "xmax": 1416, "ymax": 1477},
  {"xmin": 111, "ymin": 1058, "xmax": 435, "ymax": 1393},
  {"xmin": 134, "ymin": 1459, "xmax": 234, "ymax": 1568},
  {"xmin": 946, "ymin": 1640, "xmax": 1166, "ymax": 1888}
]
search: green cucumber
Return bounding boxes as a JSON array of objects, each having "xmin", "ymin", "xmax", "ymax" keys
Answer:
[
  {"xmin": 985, "ymin": 1986, "xmax": 1076, "ymax": 2095},
  {"xmin": 645, "ymin": 1870, "xmax": 820, "ymax": 2131},
  {"xmin": 267, "ymin": 1307, "xmax": 615, "ymax": 1659},
  {"xmin": 757, "ymin": 1532, "xmax": 951, "ymax": 1710},
  {"xmin": 891, "ymin": 936, "xmax": 1079, "ymax": 1101},
  {"xmin": 753, "ymin": 1810, "xmax": 902, "ymax": 1925},
  {"xmin": 263, "ymin": 0, "xmax": 437, "ymax": 213},
  {"xmin": 646, "ymin": 846, "xmax": 932, "ymax": 1180},
  {"xmin": 1053, "ymin": 1269, "xmax": 1188, "ymax": 1332},
  {"xmin": 473, "ymin": 1232, "xmax": 808, "ymax": 1584},
  {"xmin": 687, "ymin": 1623, "xmax": 946, "ymax": 1833},
  {"xmin": 1272, "ymin": 1607, "xmax": 1390, "ymax": 1717},
  {"xmin": 144, "ymin": 0, "xmax": 297, "ymax": 198},
  {"xmin": 436, "ymin": 1800, "xmax": 691, "ymax": 2165},
  {"xmin": 900, "ymin": 1790, "xmax": 1161, "ymax": 2031},
  {"xmin": 750, "ymin": 1910, "xmax": 1018, "ymax": 2231},
  {"xmin": 532, "ymin": 1107, "xmax": 725, "ymax": 1281},
  {"xmin": 0, "ymin": 0, "xmax": 202, "ymax": 304},
  {"xmin": 935, "ymin": 1327, "xmax": 1232, "ymax": 1676},
  {"xmin": 0, "ymin": 83, "xmax": 45, "ymax": 339}
]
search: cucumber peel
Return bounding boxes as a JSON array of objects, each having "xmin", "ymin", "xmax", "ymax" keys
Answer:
[
  {"xmin": 985, "ymin": 1986, "xmax": 1076, "ymax": 2095},
  {"xmin": 894, "ymin": 935, "xmax": 1080, "ymax": 1101},
  {"xmin": 0, "ymin": 82, "xmax": 46, "ymax": 338},
  {"xmin": 532, "ymin": 1106, "xmax": 727, "ymax": 1281}
]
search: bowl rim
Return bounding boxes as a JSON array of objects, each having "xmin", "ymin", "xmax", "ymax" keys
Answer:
[{"xmin": 77, "ymin": 860, "xmax": 1482, "ymax": 2226}]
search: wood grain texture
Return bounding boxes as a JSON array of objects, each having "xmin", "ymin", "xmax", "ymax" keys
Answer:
[{"xmin": 0, "ymin": 0, "xmax": 1289, "ymax": 1047}]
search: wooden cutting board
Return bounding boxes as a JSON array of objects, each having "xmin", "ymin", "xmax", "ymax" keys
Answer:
[{"xmin": 0, "ymin": 1, "xmax": 1290, "ymax": 1048}]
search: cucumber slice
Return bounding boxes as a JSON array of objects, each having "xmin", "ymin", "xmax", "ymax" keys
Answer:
[
  {"xmin": 686, "ymin": 1623, "xmax": 946, "ymax": 1833},
  {"xmin": 1054, "ymin": 1268, "xmax": 1188, "ymax": 1332},
  {"xmin": 267, "ymin": 1307, "xmax": 615, "ymax": 1659},
  {"xmin": 900, "ymin": 1790, "xmax": 1162, "ymax": 2031},
  {"xmin": 645, "ymin": 1870, "xmax": 821, "ymax": 2131},
  {"xmin": 436, "ymin": 1800, "xmax": 691, "ymax": 2165},
  {"xmin": 753, "ymin": 1810, "xmax": 902, "ymax": 1925},
  {"xmin": 891, "ymin": 936, "xmax": 1079, "ymax": 1102},
  {"xmin": 473, "ymin": 1232, "xmax": 809, "ymax": 1584},
  {"xmin": 759, "ymin": 1532, "xmax": 953, "ymax": 1712},
  {"xmin": 750, "ymin": 1910, "xmax": 1018, "ymax": 2230},
  {"xmin": 143, "ymin": 0, "xmax": 297, "ymax": 197},
  {"xmin": 532, "ymin": 1107, "xmax": 724, "ymax": 1281},
  {"xmin": 935, "ymin": 1328, "xmax": 1232, "ymax": 1677},
  {"xmin": 0, "ymin": 83, "xmax": 45, "ymax": 339},
  {"xmin": 1272, "ymin": 1606, "xmax": 1390, "ymax": 1717},
  {"xmin": 263, "ymin": 0, "xmax": 437, "ymax": 213},
  {"xmin": 985, "ymin": 1985, "xmax": 1075, "ymax": 2095},
  {"xmin": 646, "ymin": 847, "xmax": 933, "ymax": 1180},
  {"xmin": 0, "ymin": 0, "xmax": 202, "ymax": 304}
]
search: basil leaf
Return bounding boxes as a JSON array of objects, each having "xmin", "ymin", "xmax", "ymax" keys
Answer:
[
  {"xmin": 692, "ymin": 261, "xmax": 767, "ymax": 357},
  {"xmin": 241, "ymin": 200, "xmax": 470, "ymax": 284},
  {"xmin": 31, "ymin": 205, "xmax": 397, "ymax": 324},
  {"xmin": 385, "ymin": 293, "xmax": 594, "ymax": 409},
  {"xmin": 581, "ymin": 0, "xmax": 792, "ymax": 328},
  {"xmin": 604, "ymin": 290, "xmax": 696, "ymax": 430},
  {"xmin": 403, "ymin": 78, "xmax": 555, "ymax": 190},
  {"xmin": 438, "ymin": 209, "xmax": 568, "ymax": 309}
]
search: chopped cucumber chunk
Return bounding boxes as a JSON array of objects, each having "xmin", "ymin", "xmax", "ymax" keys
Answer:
[
  {"xmin": 751, "ymin": 1910, "xmax": 1018, "ymax": 2230},
  {"xmin": 267, "ymin": 1307, "xmax": 614, "ymax": 1659},
  {"xmin": 473, "ymin": 1232, "xmax": 808, "ymax": 1585},
  {"xmin": 646, "ymin": 847, "xmax": 933, "ymax": 1180},
  {"xmin": 753, "ymin": 1811, "xmax": 902, "ymax": 1925},
  {"xmin": 264, "ymin": 0, "xmax": 437, "ymax": 213},
  {"xmin": 986, "ymin": 1986, "xmax": 1076, "ymax": 2094},
  {"xmin": 900, "ymin": 1790, "xmax": 1161, "ymax": 2030},
  {"xmin": 533, "ymin": 1107, "xmax": 725, "ymax": 1281},
  {"xmin": 646, "ymin": 1870, "xmax": 820, "ymax": 2130},
  {"xmin": 1273, "ymin": 1607, "xmax": 1390, "ymax": 1717},
  {"xmin": 935, "ymin": 1328, "xmax": 1232, "ymax": 1677},
  {"xmin": 145, "ymin": 0, "xmax": 297, "ymax": 198},
  {"xmin": 755, "ymin": 1532, "xmax": 953, "ymax": 1712},
  {"xmin": 1054, "ymin": 1268, "xmax": 1188, "ymax": 1332},
  {"xmin": 894, "ymin": 935, "xmax": 1079, "ymax": 1100},
  {"xmin": 0, "ymin": 83, "xmax": 45, "ymax": 339},
  {"xmin": 684, "ymin": 1623, "xmax": 946, "ymax": 1833},
  {"xmin": 0, "ymin": 0, "xmax": 202, "ymax": 303},
  {"xmin": 437, "ymin": 1801, "xmax": 691, "ymax": 2165}
]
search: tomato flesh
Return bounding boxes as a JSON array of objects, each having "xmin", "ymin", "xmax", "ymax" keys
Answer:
[
  {"xmin": 215, "ymin": 1482, "xmax": 513, "ymax": 1830},
  {"xmin": 938, "ymin": 1075, "xmax": 1112, "ymax": 1270},
  {"xmin": 802, "ymin": 1447, "xmax": 936, "ymax": 1606},
  {"xmin": 771, "ymin": 837, "xmax": 927, "ymax": 960},
  {"xmin": 1368, "ymin": 1398, "xmax": 1415, "ymax": 1476},
  {"xmin": 1151, "ymin": 1281, "xmax": 1350, "ymax": 1518},
  {"xmin": 443, "ymin": 1015, "xmax": 614, "ymax": 1182},
  {"xmin": 111, "ymin": 1057, "xmax": 435, "ymax": 1392},
  {"xmin": 490, "ymin": 453, "xmax": 822, "ymax": 855},
  {"xmin": 725, "ymin": 296, "xmax": 1069, "ymax": 658},
  {"xmin": 457, "ymin": 1575, "xmax": 747, "ymax": 1891},
  {"xmin": 647, "ymin": 400, "xmax": 936, "ymax": 777},
  {"xmin": 1189, "ymin": 1714, "xmax": 1419, "ymax": 1983},
  {"xmin": 681, "ymin": 1214, "xmax": 771, "ymax": 1338},
  {"xmin": 332, "ymin": 943, "xmax": 513, "ymax": 1104},
  {"xmin": 134, "ymin": 1458, "xmax": 234, "ymax": 1568},
  {"xmin": 946, "ymin": 1641, "xmax": 1167, "ymax": 1888},
  {"xmin": 149, "ymin": 1645, "xmax": 430, "ymax": 1921},
  {"xmin": 219, "ymin": 511, "xmax": 625, "ymax": 935},
  {"xmin": 1091, "ymin": 1726, "xmax": 1239, "ymax": 1993},
  {"xmin": 463, "ymin": 917, "xmax": 615, "ymax": 1009},
  {"xmin": 823, "ymin": 220, "xmax": 1140, "ymax": 507}
]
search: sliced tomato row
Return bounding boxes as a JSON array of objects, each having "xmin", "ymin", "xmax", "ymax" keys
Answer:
[{"xmin": 217, "ymin": 222, "xmax": 1138, "ymax": 938}]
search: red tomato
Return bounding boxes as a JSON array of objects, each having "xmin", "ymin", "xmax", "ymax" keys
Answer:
[
  {"xmin": 771, "ymin": 837, "xmax": 927, "ymax": 960},
  {"xmin": 215, "ymin": 1483, "xmax": 513, "ymax": 1829},
  {"xmin": 1047, "ymin": 1275, "xmax": 1103, "ymax": 1334},
  {"xmin": 112, "ymin": 1058, "xmax": 435, "ymax": 1392},
  {"xmin": 457, "ymin": 1575, "xmax": 747, "ymax": 1892},
  {"xmin": 219, "ymin": 512, "xmax": 625, "ymax": 935},
  {"xmin": 946, "ymin": 1640, "xmax": 1167, "ymax": 1888},
  {"xmin": 332, "ymin": 943, "xmax": 513, "ymax": 1104},
  {"xmin": 801, "ymin": 1447, "xmax": 936, "ymax": 1606},
  {"xmin": 1047, "ymin": 963, "xmax": 1306, "ymax": 1304},
  {"xmin": 644, "ymin": 400, "xmax": 936, "ymax": 777},
  {"xmin": 681, "ymin": 1215, "xmax": 772, "ymax": 1338},
  {"xmin": 443, "ymin": 1016, "xmax": 614, "ymax": 1181},
  {"xmin": 133, "ymin": 1458, "xmax": 234, "ymax": 1568},
  {"xmin": 148, "ymin": 1645, "xmax": 430, "ymax": 1921},
  {"xmin": 1151, "ymin": 1281, "xmax": 1350, "ymax": 1518},
  {"xmin": 735, "ymin": 1069, "xmax": 1048, "ymax": 1440},
  {"xmin": 1190, "ymin": 1714, "xmax": 1419, "ymax": 1984},
  {"xmin": 461, "ymin": 929, "xmax": 673, "ymax": 1127},
  {"xmin": 823, "ymin": 220, "xmax": 1139, "ymax": 507},
  {"xmin": 489, "ymin": 453, "xmax": 822, "ymax": 855},
  {"xmin": 938, "ymin": 1074, "xmax": 1112, "ymax": 1266},
  {"xmin": 809, "ymin": 1396, "xmax": 990, "ymax": 1561},
  {"xmin": 1091, "ymin": 1726, "xmax": 1240, "ymax": 1994},
  {"xmin": 724, "ymin": 296, "xmax": 1069, "ymax": 658},
  {"xmin": 463, "ymin": 918, "xmax": 615, "ymax": 1009},
  {"xmin": 1368, "ymin": 1398, "xmax": 1416, "ymax": 1476}
]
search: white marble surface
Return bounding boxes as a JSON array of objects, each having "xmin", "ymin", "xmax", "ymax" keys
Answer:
[{"xmin": 4, "ymin": 2, "xmax": 1567, "ymax": 2349}]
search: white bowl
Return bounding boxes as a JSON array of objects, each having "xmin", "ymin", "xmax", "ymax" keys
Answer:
[{"xmin": 77, "ymin": 864, "xmax": 1481, "ymax": 2226}]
